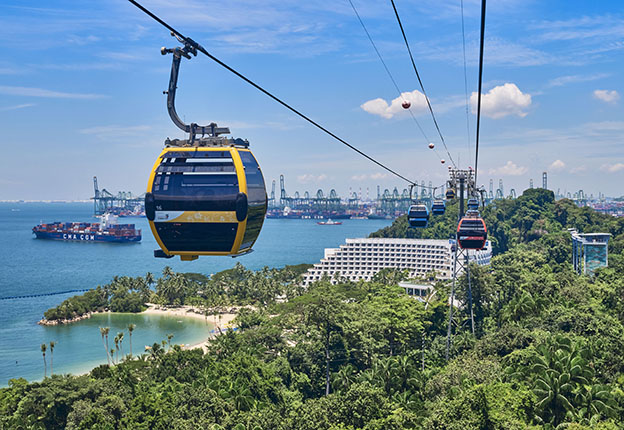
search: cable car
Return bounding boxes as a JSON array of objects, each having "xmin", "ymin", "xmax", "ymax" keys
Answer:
[
  {"xmin": 467, "ymin": 198, "xmax": 479, "ymax": 211},
  {"xmin": 144, "ymin": 40, "xmax": 267, "ymax": 260},
  {"xmin": 146, "ymin": 146, "xmax": 267, "ymax": 260},
  {"xmin": 446, "ymin": 188, "xmax": 456, "ymax": 200},
  {"xmin": 431, "ymin": 199, "xmax": 446, "ymax": 215},
  {"xmin": 457, "ymin": 214, "xmax": 487, "ymax": 250},
  {"xmin": 408, "ymin": 203, "xmax": 429, "ymax": 228}
]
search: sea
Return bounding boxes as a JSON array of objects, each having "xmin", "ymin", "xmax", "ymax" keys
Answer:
[{"xmin": 0, "ymin": 202, "xmax": 390, "ymax": 386}]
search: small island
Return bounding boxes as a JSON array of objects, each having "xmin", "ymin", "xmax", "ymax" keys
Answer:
[{"xmin": 39, "ymin": 263, "xmax": 313, "ymax": 326}]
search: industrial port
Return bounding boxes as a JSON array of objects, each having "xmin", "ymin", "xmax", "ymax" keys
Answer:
[{"xmin": 90, "ymin": 172, "xmax": 624, "ymax": 219}]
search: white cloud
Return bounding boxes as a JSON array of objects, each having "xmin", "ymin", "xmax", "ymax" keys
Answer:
[
  {"xmin": 361, "ymin": 90, "xmax": 427, "ymax": 119},
  {"xmin": 593, "ymin": 89, "xmax": 620, "ymax": 104},
  {"xmin": 0, "ymin": 103, "xmax": 35, "ymax": 111},
  {"xmin": 549, "ymin": 159, "xmax": 566, "ymax": 171},
  {"xmin": 79, "ymin": 125, "xmax": 150, "ymax": 140},
  {"xmin": 297, "ymin": 174, "xmax": 328, "ymax": 184},
  {"xmin": 370, "ymin": 173, "xmax": 389, "ymax": 180},
  {"xmin": 546, "ymin": 73, "xmax": 609, "ymax": 88},
  {"xmin": 351, "ymin": 174, "xmax": 367, "ymax": 181},
  {"xmin": 0, "ymin": 85, "xmax": 105, "ymax": 99},
  {"xmin": 351, "ymin": 173, "xmax": 390, "ymax": 181},
  {"xmin": 488, "ymin": 161, "xmax": 528, "ymax": 176},
  {"xmin": 471, "ymin": 83, "xmax": 531, "ymax": 119},
  {"xmin": 602, "ymin": 163, "xmax": 624, "ymax": 173}
]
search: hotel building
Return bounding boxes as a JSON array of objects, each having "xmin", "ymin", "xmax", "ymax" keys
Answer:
[{"xmin": 302, "ymin": 237, "xmax": 492, "ymax": 286}]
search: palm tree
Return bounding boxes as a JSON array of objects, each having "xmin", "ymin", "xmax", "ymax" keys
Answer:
[
  {"xmin": 110, "ymin": 348, "xmax": 116, "ymax": 364},
  {"xmin": 114, "ymin": 335, "xmax": 119, "ymax": 364},
  {"xmin": 40, "ymin": 343, "xmax": 47, "ymax": 378},
  {"xmin": 574, "ymin": 384, "xmax": 616, "ymax": 424},
  {"xmin": 103, "ymin": 327, "xmax": 111, "ymax": 365},
  {"xmin": 49, "ymin": 341, "xmax": 56, "ymax": 376},
  {"xmin": 167, "ymin": 333, "xmax": 174, "ymax": 351},
  {"xmin": 332, "ymin": 364, "xmax": 355, "ymax": 393},
  {"xmin": 142, "ymin": 272, "xmax": 154, "ymax": 303},
  {"xmin": 145, "ymin": 272, "xmax": 155, "ymax": 286},
  {"xmin": 162, "ymin": 266, "xmax": 174, "ymax": 279},
  {"xmin": 99, "ymin": 327, "xmax": 110, "ymax": 365},
  {"xmin": 128, "ymin": 324, "xmax": 135, "ymax": 357},
  {"xmin": 117, "ymin": 332, "xmax": 124, "ymax": 359}
]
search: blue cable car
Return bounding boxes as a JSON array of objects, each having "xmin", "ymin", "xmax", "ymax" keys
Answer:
[
  {"xmin": 432, "ymin": 199, "xmax": 446, "ymax": 215},
  {"xmin": 467, "ymin": 198, "xmax": 479, "ymax": 211},
  {"xmin": 408, "ymin": 203, "xmax": 429, "ymax": 228},
  {"xmin": 446, "ymin": 188, "xmax": 456, "ymax": 200}
]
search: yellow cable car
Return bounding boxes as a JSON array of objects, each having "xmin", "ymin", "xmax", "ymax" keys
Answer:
[{"xmin": 145, "ymin": 145, "xmax": 267, "ymax": 260}]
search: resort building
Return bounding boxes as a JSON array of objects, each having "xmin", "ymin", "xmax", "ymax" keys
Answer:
[{"xmin": 302, "ymin": 237, "xmax": 492, "ymax": 286}]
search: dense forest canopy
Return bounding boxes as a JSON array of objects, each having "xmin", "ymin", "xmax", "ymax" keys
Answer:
[{"xmin": 2, "ymin": 189, "xmax": 624, "ymax": 429}]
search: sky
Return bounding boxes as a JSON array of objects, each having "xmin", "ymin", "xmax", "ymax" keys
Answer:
[{"xmin": 0, "ymin": 0, "xmax": 623, "ymax": 200}]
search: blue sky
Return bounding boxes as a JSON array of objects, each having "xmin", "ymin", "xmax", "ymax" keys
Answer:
[{"xmin": 0, "ymin": 0, "xmax": 622, "ymax": 200}]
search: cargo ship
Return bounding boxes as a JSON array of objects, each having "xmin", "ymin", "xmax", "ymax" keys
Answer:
[{"xmin": 32, "ymin": 213, "xmax": 141, "ymax": 243}]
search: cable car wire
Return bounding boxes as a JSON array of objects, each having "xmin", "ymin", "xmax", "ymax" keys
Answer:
[
  {"xmin": 346, "ymin": 0, "xmax": 433, "ymax": 146},
  {"xmin": 474, "ymin": 0, "xmax": 486, "ymax": 185},
  {"xmin": 128, "ymin": 0, "xmax": 435, "ymax": 188},
  {"xmin": 389, "ymin": 0, "xmax": 457, "ymax": 169},
  {"xmin": 460, "ymin": 0, "xmax": 471, "ymax": 159}
]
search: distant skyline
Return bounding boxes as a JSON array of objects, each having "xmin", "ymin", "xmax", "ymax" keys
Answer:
[{"xmin": 1, "ymin": 0, "xmax": 623, "ymax": 200}]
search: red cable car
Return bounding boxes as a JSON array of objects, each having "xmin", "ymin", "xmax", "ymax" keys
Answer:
[{"xmin": 457, "ymin": 214, "xmax": 487, "ymax": 250}]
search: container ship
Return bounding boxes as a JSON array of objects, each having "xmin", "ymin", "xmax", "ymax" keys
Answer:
[{"xmin": 32, "ymin": 213, "xmax": 141, "ymax": 243}]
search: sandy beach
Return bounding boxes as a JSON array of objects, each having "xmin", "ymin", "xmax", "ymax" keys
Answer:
[{"xmin": 142, "ymin": 304, "xmax": 238, "ymax": 352}]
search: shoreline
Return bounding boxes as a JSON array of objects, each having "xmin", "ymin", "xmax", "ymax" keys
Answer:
[
  {"xmin": 141, "ymin": 304, "xmax": 239, "ymax": 353},
  {"xmin": 38, "ymin": 310, "xmax": 106, "ymax": 326}
]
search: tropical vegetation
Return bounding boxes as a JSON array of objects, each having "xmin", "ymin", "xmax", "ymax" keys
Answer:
[{"xmin": 3, "ymin": 189, "xmax": 624, "ymax": 429}]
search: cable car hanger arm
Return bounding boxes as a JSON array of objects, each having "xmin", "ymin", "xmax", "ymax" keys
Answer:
[{"xmin": 162, "ymin": 40, "xmax": 230, "ymax": 139}]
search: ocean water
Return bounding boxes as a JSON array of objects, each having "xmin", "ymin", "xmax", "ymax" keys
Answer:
[{"xmin": 0, "ymin": 202, "xmax": 390, "ymax": 385}]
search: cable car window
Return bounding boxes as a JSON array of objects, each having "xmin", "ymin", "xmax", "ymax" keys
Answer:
[
  {"xmin": 238, "ymin": 151, "xmax": 266, "ymax": 249},
  {"xmin": 164, "ymin": 151, "xmax": 232, "ymax": 159},
  {"xmin": 239, "ymin": 151, "xmax": 266, "ymax": 202},
  {"xmin": 156, "ymin": 163, "xmax": 235, "ymax": 174},
  {"xmin": 155, "ymin": 222, "xmax": 238, "ymax": 252}
]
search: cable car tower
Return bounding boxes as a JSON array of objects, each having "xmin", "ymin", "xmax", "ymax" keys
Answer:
[{"xmin": 445, "ymin": 167, "xmax": 482, "ymax": 359}]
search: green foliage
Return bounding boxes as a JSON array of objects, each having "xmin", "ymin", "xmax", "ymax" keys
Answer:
[{"xmin": 7, "ymin": 190, "xmax": 624, "ymax": 428}]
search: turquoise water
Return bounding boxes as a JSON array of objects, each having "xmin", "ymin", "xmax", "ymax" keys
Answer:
[{"xmin": 0, "ymin": 202, "xmax": 390, "ymax": 385}]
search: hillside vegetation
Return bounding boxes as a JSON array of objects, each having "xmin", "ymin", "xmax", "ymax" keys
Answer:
[{"xmin": 2, "ymin": 189, "xmax": 624, "ymax": 429}]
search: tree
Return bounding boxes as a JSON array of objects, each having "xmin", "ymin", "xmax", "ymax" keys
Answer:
[
  {"xmin": 167, "ymin": 333, "xmax": 174, "ymax": 352},
  {"xmin": 40, "ymin": 343, "xmax": 47, "ymax": 379},
  {"xmin": 531, "ymin": 336, "xmax": 596, "ymax": 427},
  {"xmin": 128, "ymin": 324, "xmax": 135, "ymax": 357},
  {"xmin": 49, "ymin": 341, "xmax": 56, "ymax": 376},
  {"xmin": 117, "ymin": 332, "xmax": 124, "ymax": 359},
  {"xmin": 99, "ymin": 327, "xmax": 110, "ymax": 366},
  {"xmin": 113, "ymin": 335, "xmax": 119, "ymax": 364}
]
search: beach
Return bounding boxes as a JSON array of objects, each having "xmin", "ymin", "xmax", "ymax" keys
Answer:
[{"xmin": 141, "ymin": 304, "xmax": 238, "ymax": 352}]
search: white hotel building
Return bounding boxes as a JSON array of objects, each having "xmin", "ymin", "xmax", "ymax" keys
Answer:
[{"xmin": 302, "ymin": 237, "xmax": 491, "ymax": 286}]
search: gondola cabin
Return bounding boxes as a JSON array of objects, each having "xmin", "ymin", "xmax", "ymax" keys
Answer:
[
  {"xmin": 457, "ymin": 215, "xmax": 487, "ymax": 250},
  {"xmin": 467, "ymin": 198, "xmax": 479, "ymax": 211},
  {"xmin": 431, "ymin": 199, "xmax": 446, "ymax": 215},
  {"xmin": 408, "ymin": 204, "xmax": 429, "ymax": 228},
  {"xmin": 445, "ymin": 188, "xmax": 456, "ymax": 200},
  {"xmin": 145, "ymin": 146, "xmax": 267, "ymax": 260}
]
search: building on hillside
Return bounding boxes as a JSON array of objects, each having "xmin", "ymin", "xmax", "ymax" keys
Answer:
[
  {"xmin": 302, "ymin": 237, "xmax": 492, "ymax": 286},
  {"xmin": 569, "ymin": 229, "xmax": 611, "ymax": 275},
  {"xmin": 399, "ymin": 281, "xmax": 433, "ymax": 301}
]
